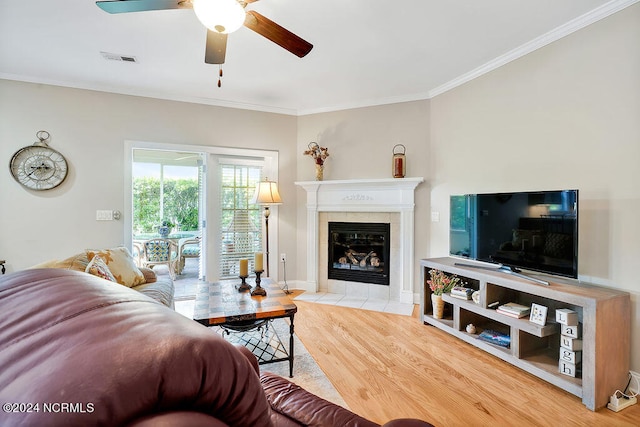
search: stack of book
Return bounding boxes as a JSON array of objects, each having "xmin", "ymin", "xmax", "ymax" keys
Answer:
[
  {"xmin": 496, "ymin": 302, "xmax": 530, "ymax": 318},
  {"xmin": 450, "ymin": 286, "xmax": 474, "ymax": 300}
]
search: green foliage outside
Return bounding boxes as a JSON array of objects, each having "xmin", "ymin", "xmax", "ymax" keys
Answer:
[{"xmin": 133, "ymin": 177, "xmax": 199, "ymax": 233}]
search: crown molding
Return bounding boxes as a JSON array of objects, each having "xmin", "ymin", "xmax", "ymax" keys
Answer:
[
  {"xmin": 428, "ymin": 0, "xmax": 639, "ymax": 99},
  {"xmin": 0, "ymin": 73, "xmax": 298, "ymax": 116}
]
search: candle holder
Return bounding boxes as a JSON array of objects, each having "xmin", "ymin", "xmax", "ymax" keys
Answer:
[
  {"xmin": 251, "ymin": 270, "xmax": 267, "ymax": 296},
  {"xmin": 238, "ymin": 275, "xmax": 251, "ymax": 292}
]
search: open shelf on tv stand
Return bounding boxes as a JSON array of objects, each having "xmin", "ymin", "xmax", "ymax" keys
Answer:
[{"xmin": 419, "ymin": 257, "xmax": 631, "ymax": 411}]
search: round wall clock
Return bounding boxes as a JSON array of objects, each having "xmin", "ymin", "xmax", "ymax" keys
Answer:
[{"xmin": 9, "ymin": 131, "xmax": 69, "ymax": 190}]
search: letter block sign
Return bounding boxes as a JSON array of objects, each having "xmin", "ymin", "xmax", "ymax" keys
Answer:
[
  {"xmin": 560, "ymin": 348, "xmax": 582, "ymax": 365},
  {"xmin": 556, "ymin": 308, "xmax": 578, "ymax": 326},
  {"xmin": 559, "ymin": 312, "xmax": 582, "ymax": 378},
  {"xmin": 561, "ymin": 324, "xmax": 581, "ymax": 339},
  {"xmin": 559, "ymin": 360, "xmax": 579, "ymax": 378},
  {"xmin": 560, "ymin": 336, "xmax": 583, "ymax": 351}
]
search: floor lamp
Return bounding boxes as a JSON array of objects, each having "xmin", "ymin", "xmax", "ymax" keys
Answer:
[{"xmin": 251, "ymin": 179, "xmax": 282, "ymax": 277}]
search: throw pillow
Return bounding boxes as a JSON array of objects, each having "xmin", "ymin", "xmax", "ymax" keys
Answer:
[
  {"xmin": 139, "ymin": 267, "xmax": 157, "ymax": 284},
  {"xmin": 85, "ymin": 255, "xmax": 117, "ymax": 283},
  {"xmin": 30, "ymin": 252, "xmax": 91, "ymax": 271},
  {"xmin": 86, "ymin": 247, "xmax": 145, "ymax": 288}
]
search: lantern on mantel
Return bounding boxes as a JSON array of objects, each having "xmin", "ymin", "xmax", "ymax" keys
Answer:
[{"xmin": 392, "ymin": 144, "xmax": 406, "ymax": 178}]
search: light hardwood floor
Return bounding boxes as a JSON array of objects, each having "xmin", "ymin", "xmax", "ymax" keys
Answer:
[{"xmin": 292, "ymin": 297, "xmax": 640, "ymax": 426}]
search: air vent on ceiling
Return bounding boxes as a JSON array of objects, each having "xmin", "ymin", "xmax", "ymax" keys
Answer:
[{"xmin": 100, "ymin": 51, "xmax": 138, "ymax": 63}]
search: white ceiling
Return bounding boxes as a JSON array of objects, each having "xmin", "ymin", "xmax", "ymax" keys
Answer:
[{"xmin": 0, "ymin": 0, "xmax": 632, "ymax": 115}]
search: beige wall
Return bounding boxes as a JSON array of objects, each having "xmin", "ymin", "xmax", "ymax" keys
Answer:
[
  {"xmin": 0, "ymin": 81, "xmax": 298, "ymax": 273},
  {"xmin": 295, "ymin": 101, "xmax": 431, "ymax": 294},
  {"xmin": 430, "ymin": 4, "xmax": 640, "ymax": 370}
]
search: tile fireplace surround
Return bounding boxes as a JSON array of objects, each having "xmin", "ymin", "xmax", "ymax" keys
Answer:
[{"xmin": 295, "ymin": 178, "xmax": 423, "ymax": 304}]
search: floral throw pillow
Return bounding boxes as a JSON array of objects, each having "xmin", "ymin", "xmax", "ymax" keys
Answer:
[
  {"xmin": 86, "ymin": 247, "xmax": 145, "ymax": 288},
  {"xmin": 85, "ymin": 255, "xmax": 117, "ymax": 283}
]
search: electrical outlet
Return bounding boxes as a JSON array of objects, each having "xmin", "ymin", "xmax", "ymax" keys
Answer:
[{"xmin": 280, "ymin": 253, "xmax": 286, "ymax": 263}]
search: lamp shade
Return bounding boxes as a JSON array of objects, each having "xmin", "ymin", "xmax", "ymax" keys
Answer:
[
  {"xmin": 193, "ymin": 0, "xmax": 246, "ymax": 34},
  {"xmin": 252, "ymin": 180, "xmax": 282, "ymax": 205}
]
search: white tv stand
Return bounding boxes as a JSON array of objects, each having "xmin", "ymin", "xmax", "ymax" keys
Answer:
[{"xmin": 420, "ymin": 257, "xmax": 630, "ymax": 410}]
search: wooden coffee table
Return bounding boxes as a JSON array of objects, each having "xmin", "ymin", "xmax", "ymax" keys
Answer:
[{"xmin": 193, "ymin": 278, "xmax": 297, "ymax": 377}]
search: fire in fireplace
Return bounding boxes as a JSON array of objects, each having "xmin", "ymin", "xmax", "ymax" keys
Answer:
[{"xmin": 328, "ymin": 222, "xmax": 390, "ymax": 286}]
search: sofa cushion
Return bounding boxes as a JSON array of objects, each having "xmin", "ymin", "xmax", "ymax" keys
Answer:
[
  {"xmin": 85, "ymin": 255, "xmax": 117, "ymax": 283},
  {"xmin": 133, "ymin": 276, "xmax": 174, "ymax": 308},
  {"xmin": 86, "ymin": 247, "xmax": 145, "ymax": 288}
]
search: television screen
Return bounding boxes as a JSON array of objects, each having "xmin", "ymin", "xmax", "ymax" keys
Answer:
[{"xmin": 450, "ymin": 190, "xmax": 578, "ymax": 278}]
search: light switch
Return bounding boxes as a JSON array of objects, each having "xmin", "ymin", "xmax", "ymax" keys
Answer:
[
  {"xmin": 96, "ymin": 210, "xmax": 114, "ymax": 221},
  {"xmin": 431, "ymin": 211, "xmax": 440, "ymax": 222}
]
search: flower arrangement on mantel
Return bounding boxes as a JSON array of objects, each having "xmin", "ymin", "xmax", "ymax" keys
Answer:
[
  {"xmin": 303, "ymin": 142, "xmax": 329, "ymax": 181},
  {"xmin": 428, "ymin": 269, "xmax": 461, "ymax": 295}
]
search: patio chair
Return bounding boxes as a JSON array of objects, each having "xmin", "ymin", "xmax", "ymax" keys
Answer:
[
  {"xmin": 141, "ymin": 239, "xmax": 179, "ymax": 279},
  {"xmin": 178, "ymin": 237, "xmax": 201, "ymax": 275},
  {"xmin": 131, "ymin": 241, "xmax": 144, "ymax": 267}
]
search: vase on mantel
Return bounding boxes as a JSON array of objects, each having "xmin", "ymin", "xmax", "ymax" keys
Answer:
[
  {"xmin": 431, "ymin": 294, "xmax": 445, "ymax": 319},
  {"xmin": 315, "ymin": 164, "xmax": 324, "ymax": 181}
]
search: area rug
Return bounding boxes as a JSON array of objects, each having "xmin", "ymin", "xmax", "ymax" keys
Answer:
[{"xmin": 214, "ymin": 318, "xmax": 348, "ymax": 409}]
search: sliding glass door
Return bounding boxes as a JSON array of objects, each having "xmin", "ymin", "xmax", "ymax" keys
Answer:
[
  {"xmin": 218, "ymin": 161, "xmax": 263, "ymax": 279},
  {"xmin": 132, "ymin": 149, "xmax": 204, "ymax": 280},
  {"xmin": 125, "ymin": 141, "xmax": 280, "ymax": 285}
]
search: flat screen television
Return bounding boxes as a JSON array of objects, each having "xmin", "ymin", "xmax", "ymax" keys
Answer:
[{"xmin": 450, "ymin": 189, "xmax": 578, "ymax": 279}]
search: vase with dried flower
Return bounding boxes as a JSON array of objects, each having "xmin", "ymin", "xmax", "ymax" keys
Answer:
[
  {"xmin": 303, "ymin": 142, "xmax": 329, "ymax": 181},
  {"xmin": 427, "ymin": 269, "xmax": 461, "ymax": 319}
]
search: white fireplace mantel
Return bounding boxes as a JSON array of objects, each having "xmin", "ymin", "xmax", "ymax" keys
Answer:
[{"xmin": 295, "ymin": 177, "xmax": 424, "ymax": 303}]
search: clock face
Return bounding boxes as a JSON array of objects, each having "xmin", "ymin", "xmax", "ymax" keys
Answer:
[{"xmin": 10, "ymin": 145, "xmax": 68, "ymax": 190}]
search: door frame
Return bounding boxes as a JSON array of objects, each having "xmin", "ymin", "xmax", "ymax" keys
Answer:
[{"xmin": 124, "ymin": 140, "xmax": 280, "ymax": 282}]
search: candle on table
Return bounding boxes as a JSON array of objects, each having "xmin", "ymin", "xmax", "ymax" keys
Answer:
[
  {"xmin": 239, "ymin": 259, "xmax": 248, "ymax": 277},
  {"xmin": 254, "ymin": 252, "xmax": 263, "ymax": 272}
]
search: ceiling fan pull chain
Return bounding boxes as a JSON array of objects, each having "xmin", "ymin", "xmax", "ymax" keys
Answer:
[{"xmin": 218, "ymin": 65, "xmax": 223, "ymax": 87}]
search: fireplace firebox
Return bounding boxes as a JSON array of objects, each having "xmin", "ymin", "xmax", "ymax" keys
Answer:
[{"xmin": 328, "ymin": 222, "xmax": 390, "ymax": 286}]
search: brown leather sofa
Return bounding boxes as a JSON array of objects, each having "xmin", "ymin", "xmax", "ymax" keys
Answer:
[{"xmin": 0, "ymin": 269, "xmax": 432, "ymax": 427}]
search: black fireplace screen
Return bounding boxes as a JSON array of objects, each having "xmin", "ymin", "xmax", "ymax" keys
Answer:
[{"xmin": 328, "ymin": 222, "xmax": 390, "ymax": 286}]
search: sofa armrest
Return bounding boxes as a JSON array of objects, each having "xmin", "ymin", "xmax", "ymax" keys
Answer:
[
  {"xmin": 261, "ymin": 372, "xmax": 379, "ymax": 427},
  {"xmin": 261, "ymin": 372, "xmax": 434, "ymax": 427},
  {"xmin": 126, "ymin": 411, "xmax": 229, "ymax": 427},
  {"xmin": 235, "ymin": 344, "xmax": 260, "ymax": 375},
  {"xmin": 382, "ymin": 419, "xmax": 434, "ymax": 427}
]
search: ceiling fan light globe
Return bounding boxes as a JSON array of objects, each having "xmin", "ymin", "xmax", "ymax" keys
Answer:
[{"xmin": 193, "ymin": 0, "xmax": 245, "ymax": 34}]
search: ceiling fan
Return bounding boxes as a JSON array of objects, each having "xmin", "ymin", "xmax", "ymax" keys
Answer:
[{"xmin": 96, "ymin": 0, "xmax": 313, "ymax": 85}]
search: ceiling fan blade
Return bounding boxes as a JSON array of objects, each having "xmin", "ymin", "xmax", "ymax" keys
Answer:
[
  {"xmin": 96, "ymin": 0, "xmax": 192, "ymax": 14},
  {"xmin": 243, "ymin": 10, "xmax": 313, "ymax": 58},
  {"xmin": 205, "ymin": 30, "xmax": 227, "ymax": 64}
]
